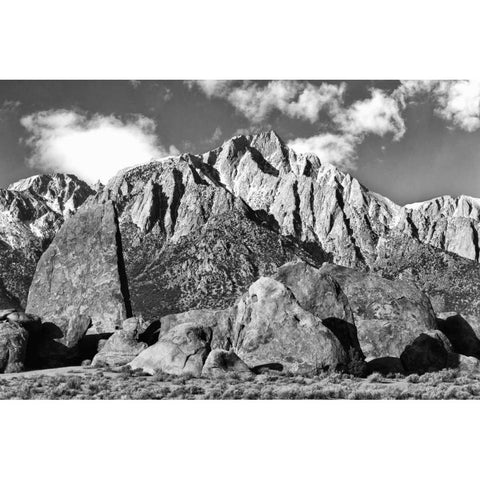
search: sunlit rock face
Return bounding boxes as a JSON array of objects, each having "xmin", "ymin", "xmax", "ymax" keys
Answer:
[
  {"xmin": 0, "ymin": 174, "xmax": 95, "ymax": 307},
  {"xmin": 396, "ymin": 195, "xmax": 480, "ymax": 261}
]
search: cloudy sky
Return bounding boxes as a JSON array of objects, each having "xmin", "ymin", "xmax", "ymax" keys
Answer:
[{"xmin": 0, "ymin": 80, "xmax": 480, "ymax": 204}]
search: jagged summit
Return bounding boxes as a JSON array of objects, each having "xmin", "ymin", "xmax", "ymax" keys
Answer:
[{"xmin": 7, "ymin": 173, "xmax": 95, "ymax": 217}]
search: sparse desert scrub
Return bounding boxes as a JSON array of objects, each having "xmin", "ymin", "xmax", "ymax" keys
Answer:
[{"xmin": 2, "ymin": 366, "xmax": 480, "ymax": 399}]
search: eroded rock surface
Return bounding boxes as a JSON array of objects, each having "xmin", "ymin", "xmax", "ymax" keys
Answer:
[
  {"xmin": 319, "ymin": 263, "xmax": 437, "ymax": 360},
  {"xmin": 231, "ymin": 277, "xmax": 348, "ymax": 373}
]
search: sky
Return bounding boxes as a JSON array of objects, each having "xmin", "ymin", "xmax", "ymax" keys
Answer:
[{"xmin": 0, "ymin": 80, "xmax": 480, "ymax": 205}]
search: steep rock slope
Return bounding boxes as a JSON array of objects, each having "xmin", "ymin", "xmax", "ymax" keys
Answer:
[
  {"xmin": 99, "ymin": 153, "xmax": 326, "ymax": 323},
  {"xmin": 202, "ymin": 131, "xmax": 399, "ymax": 268},
  {"xmin": 0, "ymin": 174, "xmax": 94, "ymax": 307}
]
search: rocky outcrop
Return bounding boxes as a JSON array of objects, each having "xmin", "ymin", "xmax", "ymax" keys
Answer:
[
  {"xmin": 92, "ymin": 317, "xmax": 147, "ymax": 367},
  {"xmin": 231, "ymin": 277, "xmax": 348, "ymax": 373},
  {"xmin": 128, "ymin": 323, "xmax": 212, "ymax": 375},
  {"xmin": 26, "ymin": 200, "xmax": 130, "ymax": 365},
  {"xmin": 0, "ymin": 319, "xmax": 28, "ymax": 373},
  {"xmin": 202, "ymin": 349, "xmax": 252, "ymax": 378},
  {"xmin": 319, "ymin": 263, "xmax": 437, "ymax": 360}
]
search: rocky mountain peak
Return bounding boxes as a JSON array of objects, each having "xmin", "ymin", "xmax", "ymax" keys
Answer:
[{"xmin": 8, "ymin": 173, "xmax": 95, "ymax": 217}]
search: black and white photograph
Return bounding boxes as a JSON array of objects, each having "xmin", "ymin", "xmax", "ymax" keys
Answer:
[
  {"xmin": 2, "ymin": 78, "xmax": 480, "ymax": 400},
  {"xmin": 2, "ymin": 1, "xmax": 479, "ymax": 479}
]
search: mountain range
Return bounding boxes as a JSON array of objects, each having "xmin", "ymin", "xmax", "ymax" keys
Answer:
[{"xmin": 2, "ymin": 130, "xmax": 480, "ymax": 372}]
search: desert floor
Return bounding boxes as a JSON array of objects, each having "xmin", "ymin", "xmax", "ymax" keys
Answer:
[{"xmin": 1, "ymin": 366, "xmax": 480, "ymax": 399}]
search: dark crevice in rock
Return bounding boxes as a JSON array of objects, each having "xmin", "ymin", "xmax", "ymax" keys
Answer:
[
  {"xmin": 405, "ymin": 214, "xmax": 419, "ymax": 240},
  {"xmin": 292, "ymin": 180, "xmax": 303, "ymax": 238},
  {"xmin": 248, "ymin": 147, "xmax": 280, "ymax": 177},
  {"xmin": 471, "ymin": 222, "xmax": 480, "ymax": 262},
  {"xmin": 113, "ymin": 203, "xmax": 133, "ymax": 318},
  {"xmin": 170, "ymin": 169, "xmax": 185, "ymax": 235}
]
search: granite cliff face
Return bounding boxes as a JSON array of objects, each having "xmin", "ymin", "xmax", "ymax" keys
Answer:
[
  {"xmin": 21, "ymin": 131, "xmax": 480, "ymax": 368},
  {"xmin": 0, "ymin": 174, "xmax": 94, "ymax": 308},
  {"xmin": 396, "ymin": 195, "xmax": 480, "ymax": 261}
]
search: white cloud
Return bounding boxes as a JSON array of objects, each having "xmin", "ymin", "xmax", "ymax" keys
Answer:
[
  {"xmin": 395, "ymin": 80, "xmax": 480, "ymax": 132},
  {"xmin": 337, "ymin": 89, "xmax": 406, "ymax": 140},
  {"xmin": 21, "ymin": 110, "xmax": 172, "ymax": 184},
  {"xmin": 189, "ymin": 80, "xmax": 234, "ymax": 98},
  {"xmin": 195, "ymin": 80, "xmax": 480, "ymax": 171},
  {"xmin": 435, "ymin": 80, "xmax": 480, "ymax": 132},
  {"xmin": 288, "ymin": 133, "xmax": 358, "ymax": 170},
  {"xmin": 191, "ymin": 80, "xmax": 345, "ymax": 123}
]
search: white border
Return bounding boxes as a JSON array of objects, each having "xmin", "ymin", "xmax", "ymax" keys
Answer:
[{"xmin": 1, "ymin": 1, "xmax": 480, "ymax": 478}]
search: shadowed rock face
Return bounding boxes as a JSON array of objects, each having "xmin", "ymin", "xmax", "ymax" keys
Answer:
[
  {"xmin": 400, "ymin": 330, "xmax": 454, "ymax": 374},
  {"xmin": 319, "ymin": 263, "xmax": 437, "ymax": 360},
  {"xmin": 436, "ymin": 312, "xmax": 480, "ymax": 358}
]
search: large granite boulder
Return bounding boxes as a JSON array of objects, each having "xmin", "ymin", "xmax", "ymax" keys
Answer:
[
  {"xmin": 92, "ymin": 317, "xmax": 147, "ymax": 367},
  {"xmin": 128, "ymin": 323, "xmax": 212, "ymax": 375},
  {"xmin": 26, "ymin": 200, "xmax": 131, "ymax": 365},
  {"xmin": 400, "ymin": 330, "xmax": 454, "ymax": 374},
  {"xmin": 231, "ymin": 277, "xmax": 348, "ymax": 374},
  {"xmin": 274, "ymin": 261, "xmax": 362, "ymax": 358},
  {"xmin": 0, "ymin": 320, "xmax": 28, "ymax": 373},
  {"xmin": 202, "ymin": 349, "xmax": 252, "ymax": 378},
  {"xmin": 319, "ymin": 263, "xmax": 437, "ymax": 360}
]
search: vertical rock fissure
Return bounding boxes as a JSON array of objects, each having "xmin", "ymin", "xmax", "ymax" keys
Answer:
[
  {"xmin": 113, "ymin": 203, "xmax": 133, "ymax": 318},
  {"xmin": 471, "ymin": 222, "xmax": 480, "ymax": 262}
]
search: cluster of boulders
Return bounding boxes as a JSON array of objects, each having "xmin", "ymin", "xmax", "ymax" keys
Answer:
[
  {"xmin": 4, "ymin": 260, "xmax": 480, "ymax": 379},
  {"xmin": 84, "ymin": 261, "xmax": 480, "ymax": 378}
]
